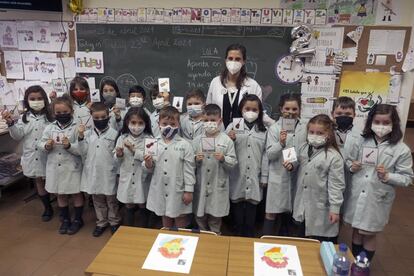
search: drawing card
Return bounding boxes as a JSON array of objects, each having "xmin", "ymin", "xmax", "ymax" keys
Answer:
[
  {"xmin": 293, "ymin": 9, "xmax": 305, "ymax": 24},
  {"xmin": 281, "ymin": 118, "xmax": 297, "ymax": 133},
  {"xmin": 173, "ymin": 96, "xmax": 184, "ymax": 112},
  {"xmin": 52, "ymin": 78, "xmax": 67, "ymax": 96},
  {"xmin": 201, "ymin": 9, "xmax": 212, "ymax": 23},
  {"xmin": 144, "ymin": 138, "xmax": 158, "ymax": 156},
  {"xmin": 261, "ymin": 8, "xmax": 272, "ymax": 24},
  {"xmin": 361, "ymin": 147, "xmax": 378, "ymax": 166},
  {"xmin": 17, "ymin": 21, "xmax": 35, "ymax": 50},
  {"xmin": 34, "ymin": 21, "xmax": 51, "ymax": 51},
  {"xmin": 191, "ymin": 8, "xmax": 202, "ymax": 23},
  {"xmin": 250, "ymin": 9, "xmax": 262, "ymax": 24},
  {"xmin": 304, "ymin": 9, "xmax": 316, "ymax": 25},
  {"xmin": 230, "ymin": 8, "xmax": 241, "ymax": 24},
  {"xmin": 115, "ymin": 97, "xmax": 126, "ymax": 109},
  {"xmin": 221, "ymin": 8, "xmax": 231, "ymax": 24},
  {"xmin": 233, "ymin": 117, "xmax": 245, "ymax": 133},
  {"xmin": 271, "ymin": 9, "xmax": 283, "ymax": 25},
  {"xmin": 283, "ymin": 147, "xmax": 297, "ymax": 163},
  {"xmin": 3, "ymin": 51, "xmax": 24, "ymax": 80},
  {"xmin": 21, "ymin": 51, "xmax": 41, "ymax": 80},
  {"xmin": 283, "ymin": 9, "xmax": 294, "ymax": 25},
  {"xmin": 0, "ymin": 21, "xmax": 18, "ymax": 49},
  {"xmin": 142, "ymin": 233, "xmax": 199, "ymax": 274},
  {"xmin": 211, "ymin": 9, "xmax": 222, "ymax": 23},
  {"xmin": 164, "ymin": 9, "xmax": 173, "ymax": 23},
  {"xmin": 52, "ymin": 131, "xmax": 65, "ymax": 144},
  {"xmin": 137, "ymin": 8, "xmax": 147, "ymax": 22},
  {"xmin": 240, "ymin": 9, "xmax": 251, "ymax": 24},
  {"xmin": 90, "ymin": 89, "xmax": 101, "ymax": 103},
  {"xmin": 315, "ymin": 9, "xmax": 327, "ymax": 25},
  {"xmin": 201, "ymin": 137, "xmax": 215, "ymax": 153},
  {"xmin": 158, "ymin": 78, "xmax": 170, "ymax": 93}
]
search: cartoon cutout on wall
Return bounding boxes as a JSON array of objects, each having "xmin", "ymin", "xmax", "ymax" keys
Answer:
[
  {"xmin": 357, "ymin": 92, "xmax": 382, "ymax": 113},
  {"xmin": 158, "ymin": 238, "xmax": 185, "ymax": 259},
  {"xmin": 261, "ymin": 246, "xmax": 289, "ymax": 268}
]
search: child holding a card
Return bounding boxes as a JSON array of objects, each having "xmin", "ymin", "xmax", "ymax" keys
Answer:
[
  {"xmin": 285, "ymin": 114, "xmax": 345, "ymax": 243},
  {"xmin": 115, "ymin": 107, "xmax": 154, "ymax": 227},
  {"xmin": 181, "ymin": 89, "xmax": 206, "ymax": 141},
  {"xmin": 39, "ymin": 95, "xmax": 85, "ymax": 235},
  {"xmin": 145, "ymin": 106, "xmax": 196, "ymax": 228},
  {"xmin": 69, "ymin": 76, "xmax": 93, "ymax": 129},
  {"xmin": 99, "ymin": 79, "xmax": 123, "ymax": 130},
  {"xmin": 343, "ymin": 104, "xmax": 413, "ymax": 261},
  {"xmin": 226, "ymin": 95, "xmax": 268, "ymax": 237},
  {"xmin": 263, "ymin": 93, "xmax": 307, "ymax": 236},
  {"xmin": 150, "ymin": 84, "xmax": 171, "ymax": 137},
  {"xmin": 2, "ymin": 85, "xmax": 54, "ymax": 221},
  {"xmin": 192, "ymin": 104, "xmax": 237, "ymax": 234},
  {"xmin": 78, "ymin": 103, "xmax": 121, "ymax": 236}
]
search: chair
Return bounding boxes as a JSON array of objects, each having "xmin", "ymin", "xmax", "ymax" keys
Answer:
[
  {"xmin": 161, "ymin": 227, "xmax": 217, "ymax": 236},
  {"xmin": 260, "ymin": 235, "xmax": 320, "ymax": 244}
]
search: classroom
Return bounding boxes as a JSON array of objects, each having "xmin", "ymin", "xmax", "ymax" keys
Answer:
[{"xmin": 0, "ymin": 0, "xmax": 414, "ymax": 275}]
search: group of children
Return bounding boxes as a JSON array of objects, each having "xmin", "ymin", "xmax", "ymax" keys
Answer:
[{"xmin": 1, "ymin": 76, "xmax": 412, "ymax": 262}]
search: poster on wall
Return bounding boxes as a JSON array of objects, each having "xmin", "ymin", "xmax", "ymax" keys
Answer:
[
  {"xmin": 327, "ymin": 0, "xmax": 377, "ymax": 25},
  {"xmin": 3, "ymin": 51, "xmax": 24, "ymax": 80},
  {"xmin": 0, "ymin": 21, "xmax": 18, "ymax": 49},
  {"xmin": 75, "ymin": 51, "xmax": 104, "ymax": 74},
  {"xmin": 375, "ymin": 0, "xmax": 402, "ymax": 25},
  {"xmin": 280, "ymin": 0, "xmax": 327, "ymax": 9},
  {"xmin": 339, "ymin": 71, "xmax": 390, "ymax": 129}
]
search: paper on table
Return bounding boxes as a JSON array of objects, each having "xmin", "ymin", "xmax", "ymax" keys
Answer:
[
  {"xmin": 142, "ymin": 233, "xmax": 199, "ymax": 274},
  {"xmin": 254, "ymin": 242, "xmax": 303, "ymax": 276},
  {"xmin": 368, "ymin": 30, "xmax": 405, "ymax": 55},
  {"xmin": 3, "ymin": 51, "xmax": 24, "ymax": 80}
]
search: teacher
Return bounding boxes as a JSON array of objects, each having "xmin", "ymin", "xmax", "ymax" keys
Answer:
[{"xmin": 207, "ymin": 43, "xmax": 272, "ymax": 128}]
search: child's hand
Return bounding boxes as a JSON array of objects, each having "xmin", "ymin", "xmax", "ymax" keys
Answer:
[
  {"xmin": 62, "ymin": 136, "xmax": 71, "ymax": 149},
  {"xmin": 214, "ymin": 152, "xmax": 224, "ymax": 161},
  {"xmin": 329, "ymin": 212, "xmax": 340, "ymax": 224},
  {"xmin": 228, "ymin": 130, "xmax": 236, "ymax": 141},
  {"xmin": 113, "ymin": 107, "xmax": 121, "ymax": 120},
  {"xmin": 376, "ymin": 164, "xmax": 389, "ymax": 182},
  {"xmin": 78, "ymin": 124, "xmax": 86, "ymax": 139},
  {"xmin": 124, "ymin": 140, "xmax": 135, "ymax": 153},
  {"xmin": 279, "ymin": 130, "xmax": 287, "ymax": 147},
  {"xmin": 350, "ymin": 161, "xmax": 362, "ymax": 173},
  {"xmin": 45, "ymin": 139, "xmax": 54, "ymax": 150},
  {"xmin": 49, "ymin": 91, "xmax": 57, "ymax": 100},
  {"xmin": 86, "ymin": 102, "xmax": 93, "ymax": 109},
  {"xmin": 144, "ymin": 154, "xmax": 153, "ymax": 169},
  {"xmin": 283, "ymin": 160, "xmax": 293, "ymax": 171},
  {"xmin": 195, "ymin": 153, "xmax": 204, "ymax": 162},
  {"xmin": 1, "ymin": 110, "xmax": 13, "ymax": 124},
  {"xmin": 115, "ymin": 147, "xmax": 124, "ymax": 157},
  {"xmin": 182, "ymin": 192, "xmax": 193, "ymax": 205}
]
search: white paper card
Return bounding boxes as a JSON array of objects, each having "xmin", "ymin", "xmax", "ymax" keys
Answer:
[
  {"xmin": 368, "ymin": 30, "xmax": 405, "ymax": 55},
  {"xmin": 17, "ymin": 21, "xmax": 35, "ymax": 50},
  {"xmin": 21, "ymin": 51, "xmax": 41, "ymax": 80},
  {"xmin": 361, "ymin": 147, "xmax": 378, "ymax": 166},
  {"xmin": 283, "ymin": 147, "xmax": 297, "ymax": 163},
  {"xmin": 173, "ymin": 96, "xmax": 184, "ymax": 112},
  {"xmin": 144, "ymin": 138, "xmax": 158, "ymax": 156},
  {"xmin": 142, "ymin": 233, "xmax": 199, "ymax": 274},
  {"xmin": 375, "ymin": 55, "xmax": 387, "ymax": 65},
  {"xmin": 281, "ymin": 118, "xmax": 297, "ymax": 132},
  {"xmin": 254, "ymin": 242, "xmax": 303, "ymax": 276},
  {"xmin": 52, "ymin": 131, "xmax": 65, "ymax": 144},
  {"xmin": 233, "ymin": 117, "xmax": 244, "ymax": 133},
  {"xmin": 75, "ymin": 51, "xmax": 104, "ymax": 74},
  {"xmin": 115, "ymin": 97, "xmax": 126, "ymax": 109},
  {"xmin": 201, "ymin": 137, "xmax": 215, "ymax": 153},
  {"xmin": 3, "ymin": 51, "xmax": 24, "ymax": 80},
  {"xmin": 90, "ymin": 89, "xmax": 101, "ymax": 103},
  {"xmin": 158, "ymin": 78, "xmax": 170, "ymax": 93},
  {"xmin": 0, "ymin": 21, "xmax": 18, "ymax": 48}
]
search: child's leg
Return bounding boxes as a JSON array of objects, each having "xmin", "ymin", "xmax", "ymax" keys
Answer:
[
  {"xmin": 174, "ymin": 215, "xmax": 188, "ymax": 228},
  {"xmin": 57, "ymin": 194, "xmax": 70, "ymax": 234},
  {"xmin": 362, "ymin": 233, "xmax": 376, "ymax": 261},
  {"xmin": 162, "ymin": 216, "xmax": 174, "ymax": 228},
  {"xmin": 124, "ymin": 204, "xmax": 137, "ymax": 226},
  {"xmin": 244, "ymin": 202, "xmax": 257, "ymax": 237},
  {"xmin": 207, "ymin": 215, "xmax": 222, "ymax": 235},
  {"xmin": 279, "ymin": 212, "xmax": 291, "ymax": 236},
  {"xmin": 263, "ymin": 213, "xmax": 277, "ymax": 235},
  {"xmin": 195, "ymin": 215, "xmax": 209, "ymax": 231},
  {"xmin": 92, "ymin": 194, "xmax": 109, "ymax": 228},
  {"xmin": 67, "ymin": 193, "xmax": 84, "ymax": 235},
  {"xmin": 351, "ymin": 228, "xmax": 364, "ymax": 257},
  {"xmin": 36, "ymin": 177, "xmax": 53, "ymax": 221},
  {"xmin": 136, "ymin": 203, "xmax": 149, "ymax": 228},
  {"xmin": 107, "ymin": 195, "xmax": 121, "ymax": 227},
  {"xmin": 232, "ymin": 201, "xmax": 245, "ymax": 236}
]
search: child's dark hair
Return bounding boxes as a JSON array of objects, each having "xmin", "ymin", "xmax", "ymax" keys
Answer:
[
  {"xmin": 332, "ymin": 96, "xmax": 355, "ymax": 112},
  {"xmin": 69, "ymin": 76, "xmax": 90, "ymax": 94},
  {"xmin": 52, "ymin": 94, "xmax": 74, "ymax": 114},
  {"xmin": 118, "ymin": 107, "xmax": 153, "ymax": 138},
  {"xmin": 185, "ymin": 88, "xmax": 206, "ymax": 103},
  {"xmin": 129, "ymin": 85, "xmax": 146, "ymax": 99},
  {"xmin": 90, "ymin": 102, "xmax": 109, "ymax": 115},
  {"xmin": 159, "ymin": 106, "xmax": 180, "ymax": 121},
  {"xmin": 239, "ymin": 94, "xmax": 266, "ymax": 132},
  {"xmin": 100, "ymin": 79, "xmax": 121, "ymax": 97},
  {"xmin": 220, "ymin": 43, "xmax": 247, "ymax": 90},
  {"xmin": 150, "ymin": 84, "xmax": 160, "ymax": 99},
  {"xmin": 279, "ymin": 93, "xmax": 302, "ymax": 109},
  {"xmin": 308, "ymin": 114, "xmax": 340, "ymax": 154},
  {"xmin": 203, "ymin": 104, "xmax": 221, "ymax": 117},
  {"xmin": 22, "ymin": 85, "xmax": 53, "ymax": 123},
  {"xmin": 362, "ymin": 104, "xmax": 402, "ymax": 144}
]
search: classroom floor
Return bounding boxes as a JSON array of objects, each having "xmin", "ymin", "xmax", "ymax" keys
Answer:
[{"xmin": 0, "ymin": 179, "xmax": 413, "ymax": 276}]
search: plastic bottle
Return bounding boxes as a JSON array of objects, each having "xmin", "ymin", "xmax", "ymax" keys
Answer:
[
  {"xmin": 350, "ymin": 251, "xmax": 370, "ymax": 276},
  {"xmin": 332, "ymin": 243, "xmax": 351, "ymax": 276}
]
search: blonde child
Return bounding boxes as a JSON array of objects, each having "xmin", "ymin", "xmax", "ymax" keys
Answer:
[{"xmin": 181, "ymin": 89, "xmax": 206, "ymax": 141}]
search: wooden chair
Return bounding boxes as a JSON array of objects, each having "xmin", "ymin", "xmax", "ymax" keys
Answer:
[
  {"xmin": 260, "ymin": 235, "xmax": 320, "ymax": 244},
  {"xmin": 161, "ymin": 227, "xmax": 217, "ymax": 236}
]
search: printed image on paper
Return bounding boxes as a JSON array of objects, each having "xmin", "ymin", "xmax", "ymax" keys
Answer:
[{"xmin": 327, "ymin": 0, "xmax": 377, "ymax": 25}]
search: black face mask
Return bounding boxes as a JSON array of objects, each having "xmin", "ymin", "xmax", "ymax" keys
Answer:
[
  {"xmin": 93, "ymin": 118, "xmax": 110, "ymax": 131},
  {"xmin": 336, "ymin": 116, "xmax": 353, "ymax": 131},
  {"xmin": 55, "ymin": 113, "xmax": 72, "ymax": 125}
]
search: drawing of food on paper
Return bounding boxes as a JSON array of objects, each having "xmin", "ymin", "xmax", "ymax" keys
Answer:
[
  {"xmin": 158, "ymin": 238, "xmax": 185, "ymax": 258},
  {"xmin": 261, "ymin": 246, "xmax": 289, "ymax": 268}
]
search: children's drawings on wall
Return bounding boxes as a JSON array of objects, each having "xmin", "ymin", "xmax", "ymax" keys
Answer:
[
  {"xmin": 327, "ymin": 0, "xmax": 377, "ymax": 25},
  {"xmin": 375, "ymin": 0, "xmax": 401, "ymax": 25},
  {"xmin": 3, "ymin": 51, "xmax": 24, "ymax": 80},
  {"xmin": 0, "ymin": 21, "xmax": 18, "ymax": 49},
  {"xmin": 280, "ymin": 0, "xmax": 327, "ymax": 10}
]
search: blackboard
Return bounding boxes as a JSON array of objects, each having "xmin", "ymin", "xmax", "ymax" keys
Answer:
[{"xmin": 76, "ymin": 23, "xmax": 300, "ymax": 117}]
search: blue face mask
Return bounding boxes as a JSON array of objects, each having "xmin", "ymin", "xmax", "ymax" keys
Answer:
[
  {"xmin": 160, "ymin": 125, "xmax": 179, "ymax": 139},
  {"xmin": 187, "ymin": 105, "xmax": 203, "ymax": 117}
]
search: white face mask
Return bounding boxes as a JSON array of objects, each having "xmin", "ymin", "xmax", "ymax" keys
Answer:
[
  {"xmin": 226, "ymin": 61, "xmax": 243, "ymax": 75},
  {"xmin": 243, "ymin": 111, "xmax": 258, "ymax": 123},
  {"xmin": 128, "ymin": 124, "xmax": 144, "ymax": 136},
  {"xmin": 187, "ymin": 105, "xmax": 203, "ymax": 117},
  {"xmin": 307, "ymin": 134, "xmax": 327, "ymax": 148},
  {"xmin": 28, "ymin": 100, "xmax": 45, "ymax": 111},
  {"xmin": 371, "ymin": 124, "xmax": 392, "ymax": 138},
  {"xmin": 129, "ymin": 97, "xmax": 143, "ymax": 107},
  {"xmin": 203, "ymin": 121, "xmax": 219, "ymax": 134},
  {"xmin": 153, "ymin": 97, "xmax": 165, "ymax": 110}
]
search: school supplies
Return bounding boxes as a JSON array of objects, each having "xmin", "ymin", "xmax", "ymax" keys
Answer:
[
  {"xmin": 144, "ymin": 138, "xmax": 158, "ymax": 156},
  {"xmin": 320, "ymin": 241, "xmax": 336, "ymax": 275},
  {"xmin": 158, "ymin": 78, "xmax": 170, "ymax": 93},
  {"xmin": 233, "ymin": 117, "xmax": 244, "ymax": 133},
  {"xmin": 282, "ymin": 147, "xmax": 297, "ymax": 163},
  {"xmin": 201, "ymin": 137, "xmax": 215, "ymax": 152},
  {"xmin": 361, "ymin": 147, "xmax": 378, "ymax": 166},
  {"xmin": 281, "ymin": 118, "xmax": 296, "ymax": 132}
]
